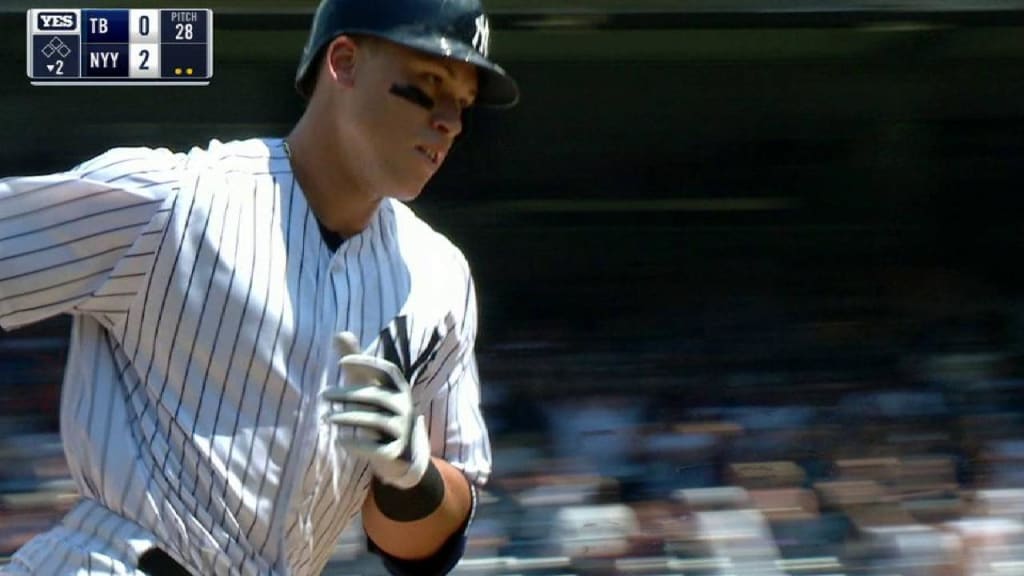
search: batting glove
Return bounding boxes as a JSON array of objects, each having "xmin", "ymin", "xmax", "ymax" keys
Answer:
[{"xmin": 322, "ymin": 331, "xmax": 431, "ymax": 490}]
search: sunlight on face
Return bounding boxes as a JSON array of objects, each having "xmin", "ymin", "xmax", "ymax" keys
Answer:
[{"xmin": 341, "ymin": 39, "xmax": 480, "ymax": 202}]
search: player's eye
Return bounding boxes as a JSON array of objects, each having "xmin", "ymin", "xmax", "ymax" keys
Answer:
[
  {"xmin": 417, "ymin": 72, "xmax": 441, "ymax": 86},
  {"xmin": 418, "ymin": 70, "xmax": 474, "ymax": 111}
]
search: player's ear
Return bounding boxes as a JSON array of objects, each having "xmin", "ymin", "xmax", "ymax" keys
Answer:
[{"xmin": 325, "ymin": 35, "xmax": 359, "ymax": 87}]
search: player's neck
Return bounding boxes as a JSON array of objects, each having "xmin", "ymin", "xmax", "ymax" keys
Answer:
[{"xmin": 286, "ymin": 117, "xmax": 381, "ymax": 239}]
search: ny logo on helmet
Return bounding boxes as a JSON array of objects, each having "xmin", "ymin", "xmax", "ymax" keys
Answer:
[{"xmin": 472, "ymin": 14, "xmax": 489, "ymax": 58}]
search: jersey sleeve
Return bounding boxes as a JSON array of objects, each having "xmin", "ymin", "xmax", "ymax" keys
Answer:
[
  {"xmin": 418, "ymin": 266, "xmax": 492, "ymax": 487},
  {"xmin": 0, "ymin": 147, "xmax": 184, "ymax": 331}
]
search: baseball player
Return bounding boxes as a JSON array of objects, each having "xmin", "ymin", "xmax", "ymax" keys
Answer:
[{"xmin": 0, "ymin": 0, "xmax": 518, "ymax": 573}]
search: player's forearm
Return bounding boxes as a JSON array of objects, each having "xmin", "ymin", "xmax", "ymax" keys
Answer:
[{"xmin": 362, "ymin": 456, "xmax": 473, "ymax": 560}]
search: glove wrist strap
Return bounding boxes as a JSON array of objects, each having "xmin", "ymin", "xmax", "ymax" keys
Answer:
[{"xmin": 372, "ymin": 459, "xmax": 445, "ymax": 522}]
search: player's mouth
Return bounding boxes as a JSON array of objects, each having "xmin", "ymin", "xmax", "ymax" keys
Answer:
[{"xmin": 415, "ymin": 145, "xmax": 443, "ymax": 167}]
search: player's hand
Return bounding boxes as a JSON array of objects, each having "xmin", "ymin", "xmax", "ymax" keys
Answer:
[{"xmin": 322, "ymin": 331, "xmax": 430, "ymax": 489}]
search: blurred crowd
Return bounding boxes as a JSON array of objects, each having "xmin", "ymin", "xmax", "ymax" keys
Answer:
[
  {"xmin": 2, "ymin": 303, "xmax": 1024, "ymax": 575},
  {"xmin": 431, "ymin": 338, "xmax": 1024, "ymax": 575}
]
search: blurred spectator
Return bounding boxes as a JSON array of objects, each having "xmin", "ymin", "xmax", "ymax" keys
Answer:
[{"xmin": 541, "ymin": 394, "xmax": 648, "ymax": 494}]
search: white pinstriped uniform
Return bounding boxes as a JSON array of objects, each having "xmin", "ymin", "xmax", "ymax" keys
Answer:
[{"xmin": 0, "ymin": 138, "xmax": 491, "ymax": 575}]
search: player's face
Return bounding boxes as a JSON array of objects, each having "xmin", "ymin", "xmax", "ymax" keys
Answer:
[{"xmin": 346, "ymin": 40, "xmax": 478, "ymax": 201}]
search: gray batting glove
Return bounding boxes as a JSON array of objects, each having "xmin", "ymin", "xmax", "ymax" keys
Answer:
[{"xmin": 322, "ymin": 331, "xmax": 431, "ymax": 489}]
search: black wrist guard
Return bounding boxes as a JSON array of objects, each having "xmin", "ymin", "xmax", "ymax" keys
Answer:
[{"xmin": 372, "ymin": 460, "xmax": 445, "ymax": 522}]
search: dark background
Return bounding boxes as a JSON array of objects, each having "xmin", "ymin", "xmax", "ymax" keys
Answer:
[{"xmin": 7, "ymin": 2, "xmax": 1022, "ymax": 393}]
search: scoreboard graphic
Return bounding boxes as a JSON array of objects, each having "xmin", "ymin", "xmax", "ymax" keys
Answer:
[{"xmin": 27, "ymin": 8, "xmax": 213, "ymax": 85}]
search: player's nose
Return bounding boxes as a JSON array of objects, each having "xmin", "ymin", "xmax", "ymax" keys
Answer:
[{"xmin": 430, "ymin": 97, "xmax": 463, "ymax": 138}]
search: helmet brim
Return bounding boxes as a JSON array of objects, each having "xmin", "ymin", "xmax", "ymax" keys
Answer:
[{"xmin": 465, "ymin": 51, "xmax": 521, "ymax": 109}]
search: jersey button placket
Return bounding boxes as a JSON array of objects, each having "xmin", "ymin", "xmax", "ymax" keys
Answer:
[{"xmin": 329, "ymin": 252, "xmax": 344, "ymax": 274}]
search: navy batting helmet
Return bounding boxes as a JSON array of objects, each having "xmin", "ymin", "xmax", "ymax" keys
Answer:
[{"xmin": 295, "ymin": 0, "xmax": 519, "ymax": 108}]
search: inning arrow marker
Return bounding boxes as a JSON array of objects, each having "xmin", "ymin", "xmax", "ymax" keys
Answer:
[{"xmin": 46, "ymin": 64, "xmax": 54, "ymax": 72}]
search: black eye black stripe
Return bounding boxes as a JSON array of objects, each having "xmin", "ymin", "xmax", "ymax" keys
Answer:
[{"xmin": 389, "ymin": 83, "xmax": 435, "ymax": 111}]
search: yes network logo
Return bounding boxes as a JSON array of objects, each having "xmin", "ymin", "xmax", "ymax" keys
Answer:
[{"xmin": 37, "ymin": 11, "xmax": 77, "ymax": 31}]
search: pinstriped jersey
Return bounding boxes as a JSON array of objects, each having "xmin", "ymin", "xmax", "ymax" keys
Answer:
[{"xmin": 0, "ymin": 137, "xmax": 491, "ymax": 576}]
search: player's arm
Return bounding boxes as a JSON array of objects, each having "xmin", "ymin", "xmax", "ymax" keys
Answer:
[
  {"xmin": 361, "ymin": 455, "xmax": 474, "ymax": 561},
  {"xmin": 0, "ymin": 147, "xmax": 182, "ymax": 331},
  {"xmin": 361, "ymin": 348, "xmax": 488, "ymax": 566},
  {"xmin": 325, "ymin": 265, "xmax": 490, "ymax": 574},
  {"xmin": 326, "ymin": 335, "xmax": 482, "ymax": 571}
]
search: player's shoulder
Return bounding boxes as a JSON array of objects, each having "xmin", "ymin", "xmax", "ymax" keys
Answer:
[
  {"xmin": 73, "ymin": 144, "xmax": 186, "ymax": 177},
  {"xmin": 386, "ymin": 200, "xmax": 477, "ymax": 323},
  {"xmin": 73, "ymin": 137, "xmax": 286, "ymax": 178},
  {"xmin": 387, "ymin": 199, "xmax": 470, "ymax": 271},
  {"xmin": 181, "ymin": 137, "xmax": 289, "ymax": 173}
]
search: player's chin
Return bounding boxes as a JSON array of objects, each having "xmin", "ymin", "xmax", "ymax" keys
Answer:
[
  {"xmin": 390, "ymin": 184, "xmax": 427, "ymax": 203},
  {"xmin": 389, "ymin": 162, "xmax": 436, "ymax": 202}
]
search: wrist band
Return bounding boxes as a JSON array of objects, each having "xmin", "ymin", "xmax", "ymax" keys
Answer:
[{"xmin": 372, "ymin": 460, "xmax": 445, "ymax": 522}]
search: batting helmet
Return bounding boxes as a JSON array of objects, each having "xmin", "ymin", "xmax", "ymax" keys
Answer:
[{"xmin": 295, "ymin": 0, "xmax": 519, "ymax": 108}]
